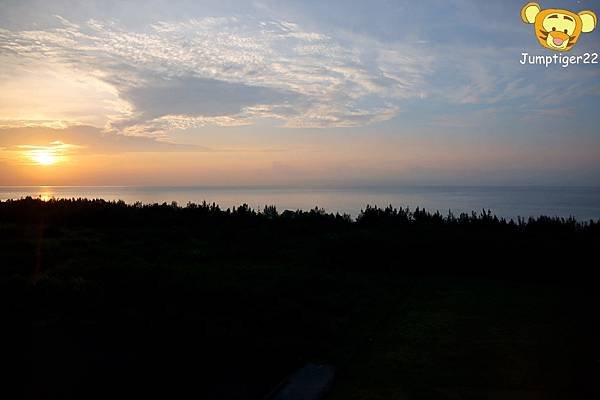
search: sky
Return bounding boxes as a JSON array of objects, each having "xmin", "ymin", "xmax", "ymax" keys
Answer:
[{"xmin": 0, "ymin": 0, "xmax": 599, "ymax": 186}]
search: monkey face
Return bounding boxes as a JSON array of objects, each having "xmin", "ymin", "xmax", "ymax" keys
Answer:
[{"xmin": 521, "ymin": 2, "xmax": 597, "ymax": 52}]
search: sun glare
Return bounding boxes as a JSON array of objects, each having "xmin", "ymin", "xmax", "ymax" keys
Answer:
[
  {"xmin": 17, "ymin": 141, "xmax": 81, "ymax": 167},
  {"xmin": 30, "ymin": 149, "xmax": 57, "ymax": 166}
]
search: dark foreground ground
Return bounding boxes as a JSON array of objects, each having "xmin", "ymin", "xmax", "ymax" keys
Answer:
[{"xmin": 2, "ymin": 198, "xmax": 599, "ymax": 399}]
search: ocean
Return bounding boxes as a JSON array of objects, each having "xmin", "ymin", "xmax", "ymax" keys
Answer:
[{"xmin": 1, "ymin": 186, "xmax": 600, "ymax": 221}]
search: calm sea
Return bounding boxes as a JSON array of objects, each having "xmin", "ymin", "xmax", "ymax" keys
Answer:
[{"xmin": 1, "ymin": 186, "xmax": 600, "ymax": 221}]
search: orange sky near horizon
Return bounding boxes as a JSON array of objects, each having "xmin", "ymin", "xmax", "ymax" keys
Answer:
[{"xmin": 2, "ymin": 124, "xmax": 599, "ymax": 187}]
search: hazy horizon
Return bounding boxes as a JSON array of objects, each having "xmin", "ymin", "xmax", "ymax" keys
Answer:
[
  {"xmin": 1, "ymin": 0, "xmax": 600, "ymax": 187},
  {"xmin": 3, "ymin": 185, "xmax": 600, "ymax": 220}
]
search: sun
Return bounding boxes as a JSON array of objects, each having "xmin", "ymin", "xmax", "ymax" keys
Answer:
[
  {"xmin": 30, "ymin": 149, "xmax": 58, "ymax": 166},
  {"xmin": 19, "ymin": 141, "xmax": 78, "ymax": 166}
]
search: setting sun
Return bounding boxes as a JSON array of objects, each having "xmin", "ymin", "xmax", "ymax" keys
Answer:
[
  {"xmin": 14, "ymin": 141, "xmax": 81, "ymax": 167},
  {"xmin": 30, "ymin": 149, "xmax": 57, "ymax": 166}
]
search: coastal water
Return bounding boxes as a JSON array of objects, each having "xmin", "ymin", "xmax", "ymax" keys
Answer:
[{"xmin": 1, "ymin": 186, "xmax": 600, "ymax": 221}]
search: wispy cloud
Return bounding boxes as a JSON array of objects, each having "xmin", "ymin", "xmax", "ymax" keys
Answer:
[
  {"xmin": 2, "ymin": 4, "xmax": 598, "ymax": 138},
  {"xmin": 0, "ymin": 15, "xmax": 433, "ymax": 133},
  {"xmin": 0, "ymin": 119, "xmax": 80, "ymax": 130},
  {"xmin": 0, "ymin": 126, "xmax": 207, "ymax": 158}
]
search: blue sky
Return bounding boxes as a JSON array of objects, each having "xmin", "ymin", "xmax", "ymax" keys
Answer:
[{"xmin": 0, "ymin": 0, "xmax": 599, "ymax": 186}]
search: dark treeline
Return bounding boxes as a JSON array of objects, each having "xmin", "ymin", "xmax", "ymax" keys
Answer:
[
  {"xmin": 2, "ymin": 196, "xmax": 598, "ymax": 279},
  {"xmin": 2, "ymin": 196, "xmax": 598, "ymax": 230},
  {"xmin": 2, "ymin": 197, "xmax": 599, "ymax": 399}
]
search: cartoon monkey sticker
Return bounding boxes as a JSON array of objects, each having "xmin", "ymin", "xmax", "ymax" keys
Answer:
[{"xmin": 521, "ymin": 2, "xmax": 597, "ymax": 51}]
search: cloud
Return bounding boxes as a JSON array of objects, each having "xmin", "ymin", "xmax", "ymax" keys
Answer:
[
  {"xmin": 0, "ymin": 126, "xmax": 206, "ymax": 158},
  {"xmin": 108, "ymin": 75, "xmax": 298, "ymax": 134},
  {"xmin": 3, "ymin": 6, "xmax": 596, "ymax": 137},
  {"xmin": 0, "ymin": 120, "xmax": 78, "ymax": 130},
  {"xmin": 0, "ymin": 15, "xmax": 433, "ymax": 133},
  {"xmin": 123, "ymin": 77, "xmax": 294, "ymax": 119}
]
